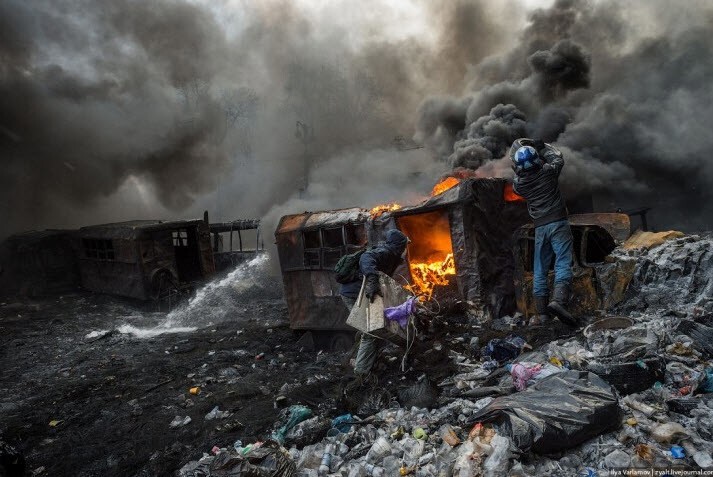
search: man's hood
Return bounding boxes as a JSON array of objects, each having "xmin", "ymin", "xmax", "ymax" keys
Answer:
[{"xmin": 384, "ymin": 229, "xmax": 408, "ymax": 254}]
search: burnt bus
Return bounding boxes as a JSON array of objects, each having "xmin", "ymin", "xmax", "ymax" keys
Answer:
[
  {"xmin": 77, "ymin": 220, "xmax": 215, "ymax": 303},
  {"xmin": 275, "ymin": 207, "xmax": 369, "ymax": 349},
  {"xmin": 0, "ymin": 230, "xmax": 80, "ymax": 296},
  {"xmin": 209, "ymin": 219, "xmax": 265, "ymax": 273}
]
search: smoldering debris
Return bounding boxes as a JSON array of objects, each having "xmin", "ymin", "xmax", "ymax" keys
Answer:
[{"xmin": 175, "ymin": 233, "xmax": 713, "ymax": 477}]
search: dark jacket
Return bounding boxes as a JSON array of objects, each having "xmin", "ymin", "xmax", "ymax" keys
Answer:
[
  {"xmin": 340, "ymin": 229, "xmax": 408, "ymax": 299},
  {"xmin": 511, "ymin": 138, "xmax": 568, "ymax": 227}
]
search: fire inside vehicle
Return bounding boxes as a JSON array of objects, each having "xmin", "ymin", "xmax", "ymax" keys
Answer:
[{"xmin": 275, "ymin": 177, "xmax": 638, "ymax": 348}]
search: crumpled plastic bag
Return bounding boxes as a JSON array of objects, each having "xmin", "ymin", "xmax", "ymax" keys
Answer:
[
  {"xmin": 481, "ymin": 335, "xmax": 526, "ymax": 363},
  {"xmin": 178, "ymin": 441, "xmax": 296, "ymax": 477},
  {"xmin": 469, "ymin": 370, "xmax": 621, "ymax": 453},
  {"xmin": 384, "ymin": 297, "xmax": 417, "ymax": 328},
  {"xmin": 508, "ymin": 362, "xmax": 542, "ymax": 391},
  {"xmin": 270, "ymin": 405, "xmax": 312, "ymax": 444}
]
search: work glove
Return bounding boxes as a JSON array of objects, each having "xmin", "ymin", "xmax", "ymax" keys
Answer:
[{"xmin": 364, "ymin": 274, "xmax": 382, "ymax": 303}]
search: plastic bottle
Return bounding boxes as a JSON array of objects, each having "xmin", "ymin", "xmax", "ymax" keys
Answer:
[
  {"xmin": 402, "ymin": 437, "xmax": 425, "ymax": 468},
  {"xmin": 651, "ymin": 422, "xmax": 688, "ymax": 444},
  {"xmin": 623, "ymin": 396, "xmax": 656, "ymax": 416},
  {"xmin": 604, "ymin": 449, "xmax": 631, "ymax": 468},
  {"xmin": 318, "ymin": 443, "xmax": 334, "ymax": 476},
  {"xmin": 484, "ymin": 435, "xmax": 511, "ymax": 477},
  {"xmin": 364, "ymin": 463, "xmax": 385, "ymax": 477},
  {"xmin": 366, "ymin": 437, "xmax": 392, "ymax": 464}
]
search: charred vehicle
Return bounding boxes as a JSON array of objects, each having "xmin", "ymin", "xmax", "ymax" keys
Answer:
[
  {"xmin": 77, "ymin": 220, "xmax": 215, "ymax": 302},
  {"xmin": 513, "ymin": 213, "xmax": 636, "ymax": 318},
  {"xmin": 369, "ymin": 178, "xmax": 530, "ymax": 318},
  {"xmin": 275, "ymin": 178, "xmax": 531, "ymax": 339},
  {"xmin": 275, "ymin": 208, "xmax": 369, "ymax": 348},
  {"xmin": 209, "ymin": 219, "xmax": 265, "ymax": 273},
  {"xmin": 0, "ymin": 230, "xmax": 80, "ymax": 296}
]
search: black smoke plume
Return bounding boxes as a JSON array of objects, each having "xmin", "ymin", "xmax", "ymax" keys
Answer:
[{"xmin": 416, "ymin": 0, "xmax": 713, "ymax": 231}]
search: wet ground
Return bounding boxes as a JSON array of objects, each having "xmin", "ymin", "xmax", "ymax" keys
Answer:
[{"xmin": 0, "ymin": 258, "xmax": 353, "ymax": 476}]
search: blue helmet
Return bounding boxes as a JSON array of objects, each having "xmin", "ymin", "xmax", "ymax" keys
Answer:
[{"xmin": 512, "ymin": 145, "xmax": 541, "ymax": 172}]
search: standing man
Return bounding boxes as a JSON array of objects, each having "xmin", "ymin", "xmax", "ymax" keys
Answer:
[
  {"xmin": 340, "ymin": 229, "xmax": 409, "ymax": 378},
  {"xmin": 511, "ymin": 138, "xmax": 578, "ymax": 327}
]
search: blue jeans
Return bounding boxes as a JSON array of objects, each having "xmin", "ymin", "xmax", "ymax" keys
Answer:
[{"xmin": 533, "ymin": 219, "xmax": 573, "ymax": 297}]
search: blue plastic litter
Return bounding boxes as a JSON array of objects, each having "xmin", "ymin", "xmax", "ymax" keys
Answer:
[
  {"xmin": 700, "ymin": 367, "xmax": 713, "ymax": 393},
  {"xmin": 481, "ymin": 334, "xmax": 526, "ymax": 363},
  {"xmin": 270, "ymin": 405, "xmax": 312, "ymax": 444},
  {"xmin": 670, "ymin": 445, "xmax": 685, "ymax": 459},
  {"xmin": 331, "ymin": 414, "xmax": 354, "ymax": 433}
]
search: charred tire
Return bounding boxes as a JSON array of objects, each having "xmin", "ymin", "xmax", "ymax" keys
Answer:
[{"xmin": 586, "ymin": 356, "xmax": 665, "ymax": 395}]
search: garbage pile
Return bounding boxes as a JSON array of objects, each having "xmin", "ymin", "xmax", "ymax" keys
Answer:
[{"xmin": 178, "ymin": 234, "xmax": 713, "ymax": 476}]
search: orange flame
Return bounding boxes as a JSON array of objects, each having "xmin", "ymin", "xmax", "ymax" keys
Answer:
[
  {"xmin": 369, "ymin": 202, "xmax": 401, "ymax": 218},
  {"xmin": 431, "ymin": 176, "xmax": 460, "ymax": 196},
  {"xmin": 504, "ymin": 183, "xmax": 525, "ymax": 202},
  {"xmin": 405, "ymin": 253, "xmax": 456, "ymax": 301},
  {"xmin": 397, "ymin": 211, "xmax": 456, "ymax": 301}
]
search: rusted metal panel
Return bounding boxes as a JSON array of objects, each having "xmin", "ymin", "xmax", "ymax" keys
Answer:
[
  {"xmin": 276, "ymin": 208, "xmax": 368, "ymax": 235},
  {"xmin": 209, "ymin": 219, "xmax": 261, "ymax": 233},
  {"xmin": 568, "ymin": 213, "xmax": 630, "ymax": 243},
  {"xmin": 282, "ymin": 270, "xmax": 351, "ymax": 331}
]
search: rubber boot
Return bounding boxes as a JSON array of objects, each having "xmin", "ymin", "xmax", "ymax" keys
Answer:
[
  {"xmin": 548, "ymin": 283, "xmax": 580, "ymax": 327},
  {"xmin": 529, "ymin": 296, "xmax": 551, "ymax": 326}
]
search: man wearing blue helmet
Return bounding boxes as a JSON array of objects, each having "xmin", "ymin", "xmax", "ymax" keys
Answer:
[{"xmin": 511, "ymin": 138, "xmax": 578, "ymax": 327}]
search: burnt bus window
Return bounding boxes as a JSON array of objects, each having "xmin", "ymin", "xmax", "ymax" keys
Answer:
[
  {"xmin": 173, "ymin": 229, "xmax": 189, "ymax": 247},
  {"xmin": 303, "ymin": 230, "xmax": 321, "ymax": 249},
  {"xmin": 583, "ymin": 227, "xmax": 616, "ymax": 264},
  {"xmin": 322, "ymin": 228, "xmax": 344, "ymax": 248},
  {"xmin": 82, "ymin": 238, "xmax": 115, "ymax": 260},
  {"xmin": 345, "ymin": 223, "xmax": 366, "ymax": 246}
]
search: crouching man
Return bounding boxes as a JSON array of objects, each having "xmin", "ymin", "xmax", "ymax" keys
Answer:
[
  {"xmin": 339, "ymin": 229, "xmax": 409, "ymax": 379},
  {"xmin": 511, "ymin": 138, "xmax": 579, "ymax": 327}
]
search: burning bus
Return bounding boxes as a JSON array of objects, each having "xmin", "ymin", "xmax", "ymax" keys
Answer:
[
  {"xmin": 275, "ymin": 178, "xmax": 531, "ymax": 339},
  {"xmin": 368, "ymin": 178, "xmax": 530, "ymax": 317},
  {"xmin": 276, "ymin": 177, "xmax": 638, "ymax": 339}
]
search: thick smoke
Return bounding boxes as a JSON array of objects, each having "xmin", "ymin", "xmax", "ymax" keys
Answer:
[
  {"xmin": 3, "ymin": 0, "xmax": 710, "ymax": 238},
  {"xmin": 0, "ymin": 0, "xmax": 510, "ymax": 237},
  {"xmin": 416, "ymin": 0, "xmax": 713, "ymax": 231}
]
